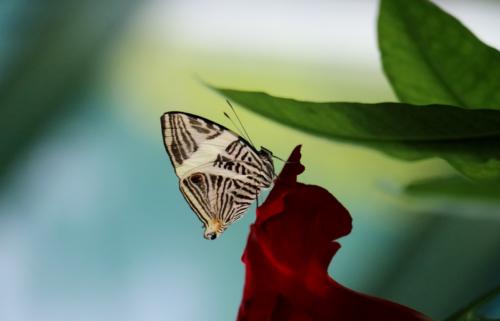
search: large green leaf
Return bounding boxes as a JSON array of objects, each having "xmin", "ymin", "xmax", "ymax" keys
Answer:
[
  {"xmin": 378, "ymin": 0, "xmax": 500, "ymax": 109},
  {"xmin": 444, "ymin": 286, "xmax": 500, "ymax": 321},
  {"xmin": 214, "ymin": 88, "xmax": 500, "ymax": 182}
]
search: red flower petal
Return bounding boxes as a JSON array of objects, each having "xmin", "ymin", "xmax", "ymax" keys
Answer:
[{"xmin": 237, "ymin": 145, "xmax": 432, "ymax": 321}]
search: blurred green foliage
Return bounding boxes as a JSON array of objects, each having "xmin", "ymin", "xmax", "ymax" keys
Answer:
[
  {"xmin": 0, "ymin": 0, "xmax": 137, "ymax": 182},
  {"xmin": 406, "ymin": 176, "xmax": 500, "ymax": 201},
  {"xmin": 445, "ymin": 286, "xmax": 500, "ymax": 321}
]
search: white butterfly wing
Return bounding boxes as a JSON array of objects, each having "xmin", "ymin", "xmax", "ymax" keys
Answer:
[{"xmin": 161, "ymin": 112, "xmax": 274, "ymax": 239}]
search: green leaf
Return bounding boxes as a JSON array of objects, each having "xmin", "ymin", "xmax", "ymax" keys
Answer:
[
  {"xmin": 444, "ymin": 286, "xmax": 500, "ymax": 321},
  {"xmin": 214, "ymin": 88, "xmax": 500, "ymax": 182},
  {"xmin": 405, "ymin": 176, "xmax": 500, "ymax": 201},
  {"xmin": 378, "ymin": 0, "xmax": 500, "ymax": 109}
]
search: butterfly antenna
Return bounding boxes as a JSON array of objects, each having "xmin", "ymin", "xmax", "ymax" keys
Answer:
[
  {"xmin": 226, "ymin": 100, "xmax": 255, "ymax": 147},
  {"xmin": 223, "ymin": 112, "xmax": 246, "ymax": 138},
  {"xmin": 272, "ymin": 154, "xmax": 287, "ymax": 162},
  {"xmin": 271, "ymin": 154, "xmax": 299, "ymax": 165}
]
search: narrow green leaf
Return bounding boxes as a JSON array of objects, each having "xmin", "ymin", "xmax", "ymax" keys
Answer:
[
  {"xmin": 378, "ymin": 0, "xmax": 500, "ymax": 109},
  {"xmin": 405, "ymin": 176, "xmax": 500, "ymax": 201},
  {"xmin": 444, "ymin": 286, "xmax": 500, "ymax": 321},
  {"xmin": 214, "ymin": 88, "xmax": 500, "ymax": 182}
]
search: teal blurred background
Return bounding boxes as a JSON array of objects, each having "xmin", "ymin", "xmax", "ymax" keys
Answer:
[{"xmin": 1, "ymin": 1, "xmax": 499, "ymax": 320}]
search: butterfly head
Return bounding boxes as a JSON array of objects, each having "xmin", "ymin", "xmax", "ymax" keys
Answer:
[{"xmin": 259, "ymin": 146, "xmax": 273, "ymax": 158}]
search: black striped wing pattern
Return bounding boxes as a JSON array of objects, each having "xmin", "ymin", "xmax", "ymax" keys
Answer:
[{"xmin": 161, "ymin": 112, "xmax": 275, "ymax": 240}]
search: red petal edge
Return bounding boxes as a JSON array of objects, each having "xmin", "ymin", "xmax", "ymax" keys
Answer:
[{"xmin": 237, "ymin": 145, "xmax": 432, "ymax": 321}]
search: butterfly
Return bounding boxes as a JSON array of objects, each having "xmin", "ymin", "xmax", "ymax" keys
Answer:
[{"xmin": 161, "ymin": 111, "xmax": 275, "ymax": 240}]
